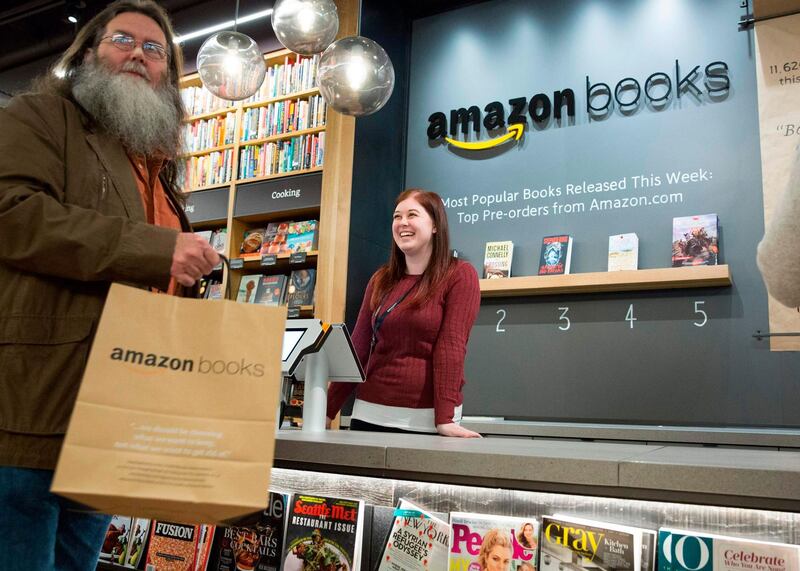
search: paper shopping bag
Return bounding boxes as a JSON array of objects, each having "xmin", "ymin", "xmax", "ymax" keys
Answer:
[{"xmin": 52, "ymin": 283, "xmax": 286, "ymax": 525}]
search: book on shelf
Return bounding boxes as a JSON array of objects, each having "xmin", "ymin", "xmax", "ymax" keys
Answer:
[
  {"xmin": 449, "ymin": 512, "xmax": 540, "ymax": 571},
  {"xmin": 182, "ymin": 112, "xmax": 236, "ymax": 153},
  {"xmin": 210, "ymin": 228, "xmax": 228, "ymax": 256},
  {"xmin": 286, "ymin": 269, "xmax": 316, "ymax": 308},
  {"xmin": 237, "ymin": 274, "xmax": 262, "ymax": 303},
  {"xmin": 183, "ymin": 148, "xmax": 234, "ymax": 190},
  {"xmin": 483, "ymin": 240, "xmax": 514, "ymax": 278},
  {"xmin": 123, "ymin": 518, "xmax": 150, "ymax": 569},
  {"xmin": 206, "ymin": 280, "xmax": 224, "ymax": 300},
  {"xmin": 197, "ymin": 277, "xmax": 210, "ymax": 300},
  {"xmin": 378, "ymin": 499, "xmax": 450, "ymax": 571},
  {"xmin": 286, "ymin": 220, "xmax": 318, "ymax": 254},
  {"xmin": 281, "ymin": 494, "xmax": 365, "ymax": 571},
  {"xmin": 241, "ymin": 95, "xmax": 326, "ymax": 142},
  {"xmin": 262, "ymin": 222, "xmax": 290, "ymax": 255},
  {"xmin": 608, "ymin": 233, "xmax": 639, "ymax": 272},
  {"xmin": 194, "ymin": 230, "xmax": 213, "ymax": 243},
  {"xmin": 241, "ymin": 228, "xmax": 268, "ymax": 260},
  {"xmin": 243, "ymin": 54, "xmax": 321, "ymax": 102},
  {"xmin": 538, "ymin": 235, "xmax": 572, "ymax": 275},
  {"xmin": 255, "ymin": 274, "xmax": 288, "ymax": 306},
  {"xmin": 206, "ymin": 492, "xmax": 288, "ymax": 571},
  {"xmin": 657, "ymin": 527, "xmax": 800, "ymax": 571},
  {"xmin": 672, "ymin": 214, "xmax": 719, "ymax": 267},
  {"xmin": 194, "ymin": 525, "xmax": 216, "ymax": 571},
  {"xmin": 541, "ymin": 515, "xmax": 643, "ymax": 571},
  {"xmin": 145, "ymin": 521, "xmax": 201, "ymax": 571},
  {"xmin": 552, "ymin": 513, "xmax": 656, "ymax": 571},
  {"xmin": 181, "ymin": 85, "xmax": 236, "ymax": 117},
  {"xmin": 238, "ymin": 132, "xmax": 324, "ymax": 180},
  {"xmin": 99, "ymin": 515, "xmax": 133, "ymax": 566}
]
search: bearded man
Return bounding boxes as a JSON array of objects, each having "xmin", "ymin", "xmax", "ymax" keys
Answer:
[{"xmin": 0, "ymin": 2, "xmax": 219, "ymax": 568}]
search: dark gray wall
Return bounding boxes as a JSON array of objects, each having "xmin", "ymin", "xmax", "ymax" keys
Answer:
[
  {"xmin": 345, "ymin": 2, "xmax": 412, "ymax": 330},
  {"xmin": 403, "ymin": 0, "xmax": 800, "ymax": 426}
]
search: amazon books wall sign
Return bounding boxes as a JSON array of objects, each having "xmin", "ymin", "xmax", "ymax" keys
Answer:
[{"xmin": 427, "ymin": 59, "xmax": 730, "ymax": 152}]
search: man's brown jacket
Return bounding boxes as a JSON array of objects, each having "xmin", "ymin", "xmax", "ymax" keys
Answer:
[{"xmin": 0, "ymin": 92, "xmax": 191, "ymax": 469}]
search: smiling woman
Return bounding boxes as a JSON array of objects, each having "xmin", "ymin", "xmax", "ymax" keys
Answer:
[{"xmin": 325, "ymin": 188, "xmax": 482, "ymax": 438}]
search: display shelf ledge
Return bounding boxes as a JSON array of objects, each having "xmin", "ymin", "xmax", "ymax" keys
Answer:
[
  {"xmin": 180, "ymin": 143, "xmax": 234, "ymax": 158},
  {"xmin": 240, "ymin": 125, "xmax": 326, "ymax": 147},
  {"xmin": 183, "ymin": 106, "xmax": 237, "ymax": 123},
  {"xmin": 480, "ymin": 264, "xmax": 731, "ymax": 297},
  {"xmin": 237, "ymin": 166, "xmax": 324, "ymax": 185},
  {"xmin": 274, "ymin": 430, "xmax": 800, "ymax": 511},
  {"xmin": 231, "ymin": 251, "xmax": 319, "ymax": 268},
  {"xmin": 241, "ymin": 87, "xmax": 322, "ymax": 111},
  {"xmin": 184, "ymin": 181, "xmax": 232, "ymax": 193}
]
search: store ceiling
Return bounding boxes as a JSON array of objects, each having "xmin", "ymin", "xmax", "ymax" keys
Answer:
[{"xmin": 0, "ymin": 0, "xmax": 486, "ymax": 99}]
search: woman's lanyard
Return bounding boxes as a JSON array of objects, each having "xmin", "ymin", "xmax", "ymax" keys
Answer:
[{"xmin": 370, "ymin": 280, "xmax": 419, "ymax": 353}]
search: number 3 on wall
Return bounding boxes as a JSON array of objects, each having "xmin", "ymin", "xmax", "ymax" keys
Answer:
[
  {"xmin": 558, "ymin": 307, "xmax": 570, "ymax": 331},
  {"xmin": 496, "ymin": 309, "xmax": 506, "ymax": 333}
]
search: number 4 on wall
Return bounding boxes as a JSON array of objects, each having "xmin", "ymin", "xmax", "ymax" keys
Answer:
[{"xmin": 626, "ymin": 304, "xmax": 637, "ymax": 329}]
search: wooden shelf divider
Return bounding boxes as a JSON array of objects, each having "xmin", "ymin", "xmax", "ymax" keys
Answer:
[
  {"xmin": 479, "ymin": 265, "xmax": 732, "ymax": 298},
  {"xmin": 240, "ymin": 125, "xmax": 326, "ymax": 147}
]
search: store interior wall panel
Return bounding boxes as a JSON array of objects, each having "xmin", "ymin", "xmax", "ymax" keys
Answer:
[
  {"xmin": 401, "ymin": 0, "xmax": 800, "ymax": 427},
  {"xmin": 345, "ymin": 0, "xmax": 412, "ymax": 330}
]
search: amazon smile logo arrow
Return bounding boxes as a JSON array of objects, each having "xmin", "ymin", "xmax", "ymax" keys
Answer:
[{"xmin": 445, "ymin": 123, "xmax": 524, "ymax": 150}]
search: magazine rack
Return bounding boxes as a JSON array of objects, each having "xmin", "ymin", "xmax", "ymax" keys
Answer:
[{"xmin": 281, "ymin": 319, "xmax": 365, "ymax": 431}]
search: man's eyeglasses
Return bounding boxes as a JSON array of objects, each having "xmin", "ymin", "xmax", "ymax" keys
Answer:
[{"xmin": 100, "ymin": 33, "xmax": 169, "ymax": 62}]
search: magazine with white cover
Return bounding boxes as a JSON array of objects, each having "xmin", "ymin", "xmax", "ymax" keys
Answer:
[
  {"xmin": 541, "ymin": 515, "xmax": 641, "ymax": 571},
  {"xmin": 449, "ymin": 512, "xmax": 539, "ymax": 571},
  {"xmin": 378, "ymin": 499, "xmax": 450, "ymax": 571},
  {"xmin": 658, "ymin": 527, "xmax": 800, "ymax": 571}
]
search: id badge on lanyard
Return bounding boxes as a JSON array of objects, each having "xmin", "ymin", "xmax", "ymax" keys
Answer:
[{"xmin": 369, "ymin": 281, "xmax": 418, "ymax": 361}]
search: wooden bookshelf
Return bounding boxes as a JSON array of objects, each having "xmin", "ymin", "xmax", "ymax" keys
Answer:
[
  {"xmin": 178, "ymin": 4, "xmax": 357, "ymax": 325},
  {"xmin": 479, "ymin": 265, "xmax": 732, "ymax": 298}
]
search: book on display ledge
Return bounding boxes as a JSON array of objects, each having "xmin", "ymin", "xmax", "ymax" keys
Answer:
[
  {"xmin": 671, "ymin": 213, "xmax": 718, "ymax": 267},
  {"xmin": 237, "ymin": 274, "xmax": 262, "ymax": 303},
  {"xmin": 608, "ymin": 233, "xmax": 639, "ymax": 271},
  {"xmin": 483, "ymin": 240, "xmax": 514, "ymax": 278},
  {"xmin": 241, "ymin": 227, "xmax": 268, "ymax": 260},
  {"xmin": 538, "ymin": 235, "xmax": 572, "ymax": 275}
]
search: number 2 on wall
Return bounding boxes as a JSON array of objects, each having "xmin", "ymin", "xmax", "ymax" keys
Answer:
[
  {"xmin": 496, "ymin": 309, "xmax": 506, "ymax": 333},
  {"xmin": 558, "ymin": 307, "xmax": 570, "ymax": 331}
]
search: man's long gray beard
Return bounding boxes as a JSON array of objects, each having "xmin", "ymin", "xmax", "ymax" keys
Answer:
[{"xmin": 72, "ymin": 59, "xmax": 182, "ymax": 158}]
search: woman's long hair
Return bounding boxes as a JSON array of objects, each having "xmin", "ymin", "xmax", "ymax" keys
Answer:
[{"xmin": 369, "ymin": 188, "xmax": 456, "ymax": 311}]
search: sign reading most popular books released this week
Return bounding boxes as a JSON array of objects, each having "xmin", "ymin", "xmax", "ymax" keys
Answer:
[{"xmin": 234, "ymin": 172, "xmax": 322, "ymax": 217}]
